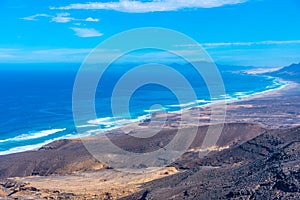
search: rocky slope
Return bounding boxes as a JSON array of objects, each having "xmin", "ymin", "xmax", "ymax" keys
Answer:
[
  {"xmin": 0, "ymin": 123, "xmax": 263, "ymax": 180},
  {"xmin": 122, "ymin": 126, "xmax": 300, "ymax": 199},
  {"xmin": 0, "ymin": 123, "xmax": 265, "ymax": 199},
  {"xmin": 0, "ymin": 124, "xmax": 299, "ymax": 199},
  {"xmin": 0, "ymin": 139, "xmax": 106, "ymax": 180},
  {"xmin": 267, "ymin": 63, "xmax": 300, "ymax": 82}
]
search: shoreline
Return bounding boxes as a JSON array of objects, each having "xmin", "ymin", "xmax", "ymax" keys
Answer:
[
  {"xmin": 0, "ymin": 77, "xmax": 296, "ymax": 156},
  {"xmin": 211, "ymin": 78, "xmax": 294, "ymax": 107},
  {"xmin": 157, "ymin": 77, "xmax": 295, "ymax": 128},
  {"xmin": 1, "ymin": 79, "xmax": 300, "ymax": 199}
]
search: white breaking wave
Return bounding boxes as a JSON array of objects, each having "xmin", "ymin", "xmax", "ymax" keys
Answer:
[
  {"xmin": 144, "ymin": 108, "xmax": 165, "ymax": 113},
  {"xmin": 0, "ymin": 134, "xmax": 73, "ymax": 156},
  {"xmin": 234, "ymin": 91, "xmax": 249, "ymax": 97},
  {"xmin": 196, "ymin": 99, "xmax": 211, "ymax": 103},
  {"xmin": 0, "ymin": 128, "xmax": 66, "ymax": 143},
  {"xmin": 76, "ymin": 124, "xmax": 98, "ymax": 128},
  {"xmin": 85, "ymin": 115, "xmax": 150, "ymax": 128},
  {"xmin": 167, "ymin": 101, "xmax": 197, "ymax": 108},
  {"xmin": 87, "ymin": 117, "xmax": 115, "ymax": 126},
  {"xmin": 76, "ymin": 114, "xmax": 151, "ymax": 136}
]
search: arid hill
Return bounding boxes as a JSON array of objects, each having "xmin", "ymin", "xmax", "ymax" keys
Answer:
[{"xmin": 122, "ymin": 126, "xmax": 300, "ymax": 199}]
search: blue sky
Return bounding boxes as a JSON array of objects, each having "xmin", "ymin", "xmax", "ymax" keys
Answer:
[{"xmin": 0, "ymin": 0, "xmax": 300, "ymax": 66}]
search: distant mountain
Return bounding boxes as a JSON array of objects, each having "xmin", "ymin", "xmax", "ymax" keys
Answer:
[{"xmin": 267, "ymin": 63, "xmax": 300, "ymax": 82}]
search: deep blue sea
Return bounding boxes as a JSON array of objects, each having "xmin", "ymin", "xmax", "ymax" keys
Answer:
[{"xmin": 0, "ymin": 63, "xmax": 287, "ymax": 155}]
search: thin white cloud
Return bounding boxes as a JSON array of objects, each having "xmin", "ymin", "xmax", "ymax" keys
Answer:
[
  {"xmin": 204, "ymin": 40, "xmax": 300, "ymax": 47},
  {"xmin": 85, "ymin": 17, "xmax": 99, "ymax": 22},
  {"xmin": 71, "ymin": 27, "xmax": 103, "ymax": 37},
  {"xmin": 51, "ymin": 12, "xmax": 74, "ymax": 23},
  {"xmin": 258, "ymin": 40, "xmax": 300, "ymax": 45},
  {"xmin": 0, "ymin": 48, "xmax": 20, "ymax": 58},
  {"xmin": 0, "ymin": 48, "xmax": 92, "ymax": 63},
  {"xmin": 176, "ymin": 40, "xmax": 300, "ymax": 48},
  {"xmin": 22, "ymin": 13, "xmax": 99, "ymax": 23},
  {"xmin": 50, "ymin": 0, "xmax": 248, "ymax": 13},
  {"xmin": 21, "ymin": 14, "xmax": 50, "ymax": 21},
  {"xmin": 33, "ymin": 48, "xmax": 92, "ymax": 55}
]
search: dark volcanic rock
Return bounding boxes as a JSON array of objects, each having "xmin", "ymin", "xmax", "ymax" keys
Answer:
[
  {"xmin": 107, "ymin": 123, "xmax": 264, "ymax": 155},
  {"xmin": 172, "ymin": 123, "xmax": 266, "ymax": 169},
  {"xmin": 121, "ymin": 126, "xmax": 300, "ymax": 200},
  {"xmin": 267, "ymin": 62, "xmax": 300, "ymax": 82}
]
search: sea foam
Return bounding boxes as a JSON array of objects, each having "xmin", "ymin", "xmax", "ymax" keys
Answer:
[{"xmin": 0, "ymin": 128, "xmax": 66, "ymax": 143}]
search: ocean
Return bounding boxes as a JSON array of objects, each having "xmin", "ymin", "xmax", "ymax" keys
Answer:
[{"xmin": 0, "ymin": 63, "xmax": 287, "ymax": 155}]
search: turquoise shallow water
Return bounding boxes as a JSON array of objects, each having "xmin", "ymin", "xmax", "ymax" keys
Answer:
[{"xmin": 0, "ymin": 63, "xmax": 287, "ymax": 155}]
